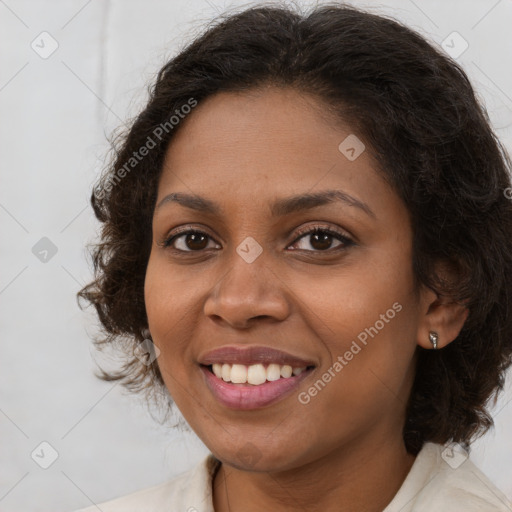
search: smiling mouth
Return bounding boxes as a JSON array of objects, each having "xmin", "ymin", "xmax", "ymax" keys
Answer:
[
  {"xmin": 202, "ymin": 363, "xmax": 316, "ymax": 386},
  {"xmin": 200, "ymin": 362, "xmax": 316, "ymax": 410}
]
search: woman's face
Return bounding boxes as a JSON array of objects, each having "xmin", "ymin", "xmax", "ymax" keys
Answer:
[{"xmin": 145, "ymin": 86, "xmax": 431, "ymax": 471}]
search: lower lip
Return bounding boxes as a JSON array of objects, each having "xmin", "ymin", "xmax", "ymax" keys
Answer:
[{"xmin": 200, "ymin": 365, "xmax": 314, "ymax": 410}]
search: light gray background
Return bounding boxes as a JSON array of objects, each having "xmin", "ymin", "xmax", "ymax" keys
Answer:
[{"xmin": 1, "ymin": 0, "xmax": 511, "ymax": 510}]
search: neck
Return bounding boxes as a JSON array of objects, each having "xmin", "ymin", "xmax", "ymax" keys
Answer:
[{"xmin": 212, "ymin": 434, "xmax": 417, "ymax": 512}]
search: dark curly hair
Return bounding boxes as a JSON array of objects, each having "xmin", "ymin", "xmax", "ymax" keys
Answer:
[{"xmin": 78, "ymin": 2, "xmax": 512, "ymax": 455}]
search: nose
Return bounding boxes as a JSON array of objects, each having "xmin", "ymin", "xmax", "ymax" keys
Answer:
[{"xmin": 203, "ymin": 250, "xmax": 291, "ymax": 329}]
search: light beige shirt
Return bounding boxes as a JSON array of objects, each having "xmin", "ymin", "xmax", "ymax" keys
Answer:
[{"xmin": 74, "ymin": 442, "xmax": 512, "ymax": 511}]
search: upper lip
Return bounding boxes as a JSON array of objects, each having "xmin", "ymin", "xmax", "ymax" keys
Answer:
[{"xmin": 198, "ymin": 345, "xmax": 316, "ymax": 368}]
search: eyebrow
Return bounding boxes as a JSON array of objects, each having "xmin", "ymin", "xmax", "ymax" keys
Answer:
[{"xmin": 155, "ymin": 189, "xmax": 375, "ymax": 219}]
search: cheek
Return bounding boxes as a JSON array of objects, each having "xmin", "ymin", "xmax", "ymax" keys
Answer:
[
  {"xmin": 144, "ymin": 256, "xmax": 196, "ymax": 380},
  {"xmin": 293, "ymin": 250, "xmax": 414, "ymax": 344},
  {"xmin": 291, "ymin": 250, "xmax": 418, "ymax": 404},
  {"xmin": 144, "ymin": 252, "xmax": 199, "ymax": 330}
]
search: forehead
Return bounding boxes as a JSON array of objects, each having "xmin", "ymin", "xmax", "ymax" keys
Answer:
[
  {"xmin": 164, "ymin": 86, "xmax": 346, "ymax": 167},
  {"xmin": 156, "ymin": 86, "xmax": 401, "ymax": 222}
]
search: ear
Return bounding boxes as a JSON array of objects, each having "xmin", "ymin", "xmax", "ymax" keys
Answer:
[{"xmin": 416, "ymin": 262, "xmax": 469, "ymax": 350}]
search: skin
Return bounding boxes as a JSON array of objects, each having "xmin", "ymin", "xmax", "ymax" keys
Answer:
[{"xmin": 144, "ymin": 86, "xmax": 468, "ymax": 512}]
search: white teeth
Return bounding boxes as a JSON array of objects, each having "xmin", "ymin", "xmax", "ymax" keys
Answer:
[
  {"xmin": 280, "ymin": 365, "xmax": 292, "ymax": 378},
  {"xmin": 247, "ymin": 364, "xmax": 266, "ymax": 385},
  {"xmin": 210, "ymin": 363, "xmax": 308, "ymax": 385},
  {"xmin": 212, "ymin": 363, "xmax": 222, "ymax": 378},
  {"xmin": 266, "ymin": 363, "xmax": 281, "ymax": 381},
  {"xmin": 230, "ymin": 364, "xmax": 247, "ymax": 383},
  {"xmin": 221, "ymin": 363, "xmax": 231, "ymax": 382}
]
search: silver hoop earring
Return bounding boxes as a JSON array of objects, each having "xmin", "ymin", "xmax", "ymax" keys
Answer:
[{"xmin": 429, "ymin": 331, "xmax": 438, "ymax": 350}]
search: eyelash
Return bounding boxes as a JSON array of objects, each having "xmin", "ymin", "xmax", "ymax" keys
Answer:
[{"xmin": 161, "ymin": 224, "xmax": 355, "ymax": 254}]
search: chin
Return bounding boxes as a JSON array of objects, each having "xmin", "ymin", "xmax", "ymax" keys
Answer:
[{"xmin": 211, "ymin": 439, "xmax": 306, "ymax": 473}]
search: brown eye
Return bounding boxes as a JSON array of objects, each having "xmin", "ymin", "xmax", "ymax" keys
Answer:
[
  {"xmin": 164, "ymin": 230, "xmax": 219, "ymax": 252},
  {"xmin": 289, "ymin": 227, "xmax": 354, "ymax": 252}
]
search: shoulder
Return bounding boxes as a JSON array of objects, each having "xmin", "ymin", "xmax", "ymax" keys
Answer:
[
  {"xmin": 385, "ymin": 442, "xmax": 512, "ymax": 512},
  {"xmin": 71, "ymin": 453, "xmax": 220, "ymax": 512},
  {"xmin": 426, "ymin": 448, "xmax": 512, "ymax": 512}
]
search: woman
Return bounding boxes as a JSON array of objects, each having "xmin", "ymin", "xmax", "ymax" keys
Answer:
[{"xmin": 75, "ymin": 3, "xmax": 512, "ymax": 511}]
